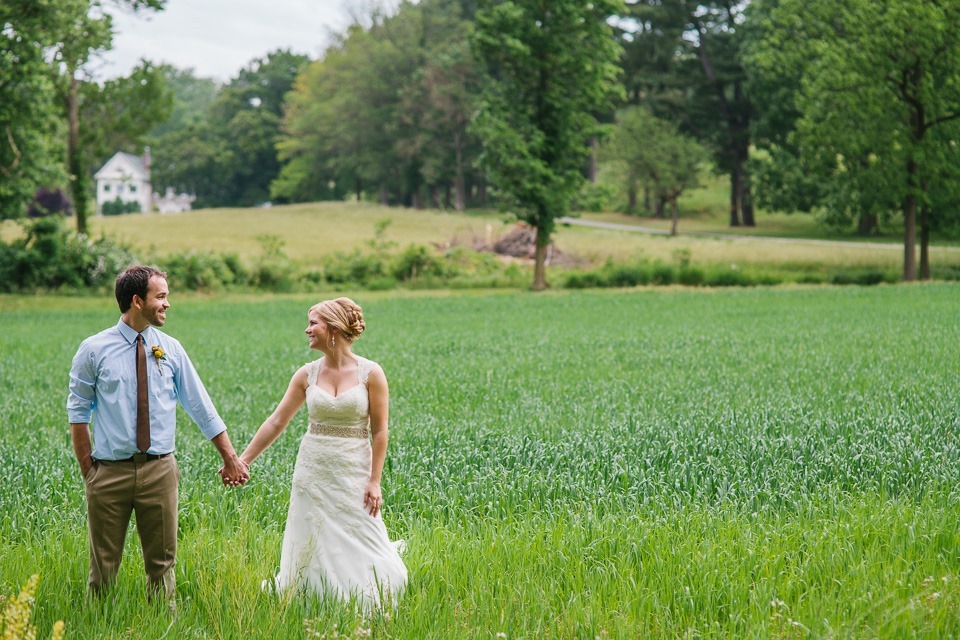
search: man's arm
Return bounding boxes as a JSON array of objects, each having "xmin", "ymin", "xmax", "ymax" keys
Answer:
[
  {"xmin": 172, "ymin": 346, "xmax": 247, "ymax": 485},
  {"xmin": 71, "ymin": 423, "xmax": 95, "ymax": 477},
  {"xmin": 211, "ymin": 431, "xmax": 248, "ymax": 487}
]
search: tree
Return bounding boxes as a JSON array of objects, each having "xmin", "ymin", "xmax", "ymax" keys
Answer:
[
  {"xmin": 749, "ymin": 0, "xmax": 960, "ymax": 281},
  {"xmin": 151, "ymin": 50, "xmax": 308, "ymax": 207},
  {"xmin": 604, "ymin": 106, "xmax": 705, "ymax": 234},
  {"xmin": 617, "ymin": 1, "xmax": 755, "ymax": 227},
  {"xmin": 0, "ymin": 1, "xmax": 69, "ymax": 218},
  {"xmin": 472, "ymin": 0, "xmax": 623, "ymax": 290},
  {"xmin": 148, "ymin": 65, "xmax": 219, "ymax": 138},
  {"xmin": 48, "ymin": 0, "xmax": 166, "ymax": 233},
  {"xmin": 275, "ymin": 1, "xmax": 478, "ymax": 208}
]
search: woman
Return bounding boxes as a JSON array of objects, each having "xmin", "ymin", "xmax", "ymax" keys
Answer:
[{"xmin": 240, "ymin": 297, "xmax": 406, "ymax": 607}]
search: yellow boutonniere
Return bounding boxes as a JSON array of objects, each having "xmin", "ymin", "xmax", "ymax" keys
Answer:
[{"xmin": 151, "ymin": 345, "xmax": 166, "ymax": 373}]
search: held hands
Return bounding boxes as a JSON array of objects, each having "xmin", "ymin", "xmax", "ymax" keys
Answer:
[
  {"xmin": 363, "ymin": 480, "xmax": 383, "ymax": 517},
  {"xmin": 218, "ymin": 456, "xmax": 250, "ymax": 488}
]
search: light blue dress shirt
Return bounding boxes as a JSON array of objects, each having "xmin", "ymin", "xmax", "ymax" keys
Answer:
[{"xmin": 67, "ymin": 318, "xmax": 227, "ymax": 460}]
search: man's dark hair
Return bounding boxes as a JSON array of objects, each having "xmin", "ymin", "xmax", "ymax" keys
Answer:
[{"xmin": 115, "ymin": 265, "xmax": 166, "ymax": 312}]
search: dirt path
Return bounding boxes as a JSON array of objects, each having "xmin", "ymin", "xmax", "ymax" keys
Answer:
[{"xmin": 558, "ymin": 217, "xmax": 960, "ymax": 252}]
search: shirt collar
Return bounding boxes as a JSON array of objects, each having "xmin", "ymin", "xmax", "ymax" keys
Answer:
[{"xmin": 116, "ymin": 318, "xmax": 156, "ymax": 345}]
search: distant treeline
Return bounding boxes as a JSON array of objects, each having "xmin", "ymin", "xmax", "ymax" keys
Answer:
[{"xmin": 4, "ymin": 0, "xmax": 960, "ymax": 281}]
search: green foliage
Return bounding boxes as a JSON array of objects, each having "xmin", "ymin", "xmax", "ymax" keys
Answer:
[
  {"xmin": 250, "ymin": 235, "xmax": 299, "ymax": 291},
  {"xmin": 616, "ymin": 1, "xmax": 756, "ymax": 225},
  {"xmin": 0, "ymin": 1, "xmax": 69, "ymax": 219},
  {"xmin": 0, "ymin": 216, "xmax": 135, "ymax": 292},
  {"xmin": 472, "ymin": 0, "xmax": 624, "ymax": 288},
  {"xmin": 151, "ymin": 50, "xmax": 309, "ymax": 208},
  {"xmin": 99, "ymin": 197, "xmax": 141, "ymax": 216},
  {"xmin": 744, "ymin": 0, "xmax": 960, "ymax": 278},
  {"xmin": 274, "ymin": 2, "xmax": 478, "ymax": 208},
  {"xmin": 158, "ymin": 251, "xmax": 248, "ymax": 291},
  {"xmin": 603, "ymin": 106, "xmax": 706, "ymax": 221}
]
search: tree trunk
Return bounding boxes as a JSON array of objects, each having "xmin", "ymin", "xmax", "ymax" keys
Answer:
[
  {"xmin": 654, "ymin": 197, "xmax": 665, "ymax": 219},
  {"xmin": 729, "ymin": 167, "xmax": 741, "ymax": 227},
  {"xmin": 627, "ymin": 182, "xmax": 637, "ymax": 214},
  {"xmin": 857, "ymin": 212, "xmax": 878, "ymax": 235},
  {"xmin": 643, "ymin": 185, "xmax": 651, "ymax": 215},
  {"xmin": 903, "ymin": 199, "xmax": 917, "ymax": 282},
  {"xmin": 903, "ymin": 158, "xmax": 918, "ymax": 281},
  {"xmin": 355, "ymin": 177, "xmax": 362, "ymax": 201},
  {"xmin": 670, "ymin": 199, "xmax": 679, "ymax": 236},
  {"xmin": 411, "ymin": 189, "xmax": 423, "ymax": 210},
  {"xmin": 67, "ymin": 70, "xmax": 88, "ymax": 234},
  {"xmin": 532, "ymin": 224, "xmax": 550, "ymax": 291},
  {"xmin": 454, "ymin": 133, "xmax": 466, "ymax": 211},
  {"xmin": 588, "ymin": 136, "xmax": 599, "ymax": 183},
  {"xmin": 378, "ymin": 185, "xmax": 389, "ymax": 205},
  {"xmin": 476, "ymin": 178, "xmax": 487, "ymax": 206},
  {"xmin": 920, "ymin": 205, "xmax": 930, "ymax": 280},
  {"xmin": 740, "ymin": 164, "xmax": 755, "ymax": 226}
]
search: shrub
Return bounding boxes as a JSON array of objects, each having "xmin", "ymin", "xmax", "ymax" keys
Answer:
[
  {"xmin": 0, "ymin": 217, "xmax": 136, "ymax": 292},
  {"xmin": 159, "ymin": 251, "xmax": 247, "ymax": 291},
  {"xmin": 27, "ymin": 188, "xmax": 72, "ymax": 218},
  {"xmin": 251, "ymin": 235, "xmax": 298, "ymax": 291},
  {"xmin": 100, "ymin": 197, "xmax": 141, "ymax": 216},
  {"xmin": 392, "ymin": 244, "xmax": 449, "ymax": 282}
]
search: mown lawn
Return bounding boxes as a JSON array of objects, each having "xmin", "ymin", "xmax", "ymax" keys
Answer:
[{"xmin": 2, "ymin": 284, "xmax": 959, "ymax": 638}]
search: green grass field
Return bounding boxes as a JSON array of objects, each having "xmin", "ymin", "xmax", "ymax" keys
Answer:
[{"xmin": 2, "ymin": 285, "xmax": 960, "ymax": 638}]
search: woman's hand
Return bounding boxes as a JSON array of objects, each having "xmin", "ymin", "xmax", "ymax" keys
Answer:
[{"xmin": 363, "ymin": 480, "xmax": 383, "ymax": 517}]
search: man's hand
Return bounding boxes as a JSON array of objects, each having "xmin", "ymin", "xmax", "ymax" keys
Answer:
[
  {"xmin": 81, "ymin": 456, "xmax": 95, "ymax": 477},
  {"xmin": 217, "ymin": 456, "xmax": 250, "ymax": 487}
]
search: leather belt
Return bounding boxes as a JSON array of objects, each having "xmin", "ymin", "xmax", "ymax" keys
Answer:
[{"xmin": 113, "ymin": 452, "xmax": 172, "ymax": 463}]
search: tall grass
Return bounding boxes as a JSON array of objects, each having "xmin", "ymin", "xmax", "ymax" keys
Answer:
[{"xmin": 2, "ymin": 285, "xmax": 959, "ymax": 637}]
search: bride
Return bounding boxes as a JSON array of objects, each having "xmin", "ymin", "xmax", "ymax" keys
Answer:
[{"xmin": 239, "ymin": 297, "xmax": 407, "ymax": 607}]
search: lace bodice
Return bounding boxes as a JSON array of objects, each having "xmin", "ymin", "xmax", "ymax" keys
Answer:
[{"xmin": 305, "ymin": 356, "xmax": 373, "ymax": 438}]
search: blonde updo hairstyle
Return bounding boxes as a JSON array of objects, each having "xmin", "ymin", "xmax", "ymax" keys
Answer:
[{"xmin": 311, "ymin": 297, "xmax": 365, "ymax": 343}]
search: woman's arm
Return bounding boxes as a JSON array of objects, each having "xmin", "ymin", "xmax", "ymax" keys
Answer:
[
  {"xmin": 240, "ymin": 366, "xmax": 308, "ymax": 466},
  {"xmin": 364, "ymin": 363, "xmax": 389, "ymax": 517}
]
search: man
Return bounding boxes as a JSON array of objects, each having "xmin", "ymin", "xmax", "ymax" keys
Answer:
[{"xmin": 67, "ymin": 265, "xmax": 248, "ymax": 600}]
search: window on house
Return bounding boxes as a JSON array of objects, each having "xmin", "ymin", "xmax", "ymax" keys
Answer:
[
  {"xmin": 129, "ymin": 185, "xmax": 137, "ymax": 193},
  {"xmin": 118, "ymin": 184, "xmax": 124, "ymax": 194},
  {"xmin": 103, "ymin": 184, "xmax": 111, "ymax": 192}
]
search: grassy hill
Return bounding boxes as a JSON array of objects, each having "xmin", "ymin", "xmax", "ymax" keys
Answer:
[{"xmin": 4, "ymin": 178, "xmax": 960, "ymax": 277}]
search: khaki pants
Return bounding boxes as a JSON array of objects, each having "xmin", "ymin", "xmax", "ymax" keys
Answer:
[{"xmin": 84, "ymin": 456, "xmax": 179, "ymax": 599}]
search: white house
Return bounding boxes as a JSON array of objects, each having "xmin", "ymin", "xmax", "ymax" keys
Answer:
[{"xmin": 94, "ymin": 150, "xmax": 153, "ymax": 214}]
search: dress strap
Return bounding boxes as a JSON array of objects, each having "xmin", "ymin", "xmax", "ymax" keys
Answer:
[
  {"xmin": 357, "ymin": 357, "xmax": 371, "ymax": 386},
  {"xmin": 306, "ymin": 358, "xmax": 321, "ymax": 387}
]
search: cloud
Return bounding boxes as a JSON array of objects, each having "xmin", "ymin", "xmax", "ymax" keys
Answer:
[{"xmin": 99, "ymin": 0, "xmax": 352, "ymax": 81}]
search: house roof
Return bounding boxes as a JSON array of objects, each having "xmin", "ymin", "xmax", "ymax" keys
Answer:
[{"xmin": 94, "ymin": 152, "xmax": 149, "ymax": 181}]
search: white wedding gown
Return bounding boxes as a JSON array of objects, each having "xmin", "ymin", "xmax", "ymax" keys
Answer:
[{"xmin": 268, "ymin": 356, "xmax": 407, "ymax": 607}]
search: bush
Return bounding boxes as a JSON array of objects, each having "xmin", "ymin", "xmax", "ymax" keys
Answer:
[
  {"xmin": 572, "ymin": 182, "xmax": 617, "ymax": 213},
  {"xmin": 829, "ymin": 269, "xmax": 889, "ymax": 286},
  {"xmin": 27, "ymin": 188, "xmax": 72, "ymax": 218},
  {"xmin": 392, "ymin": 244, "xmax": 450, "ymax": 282},
  {"xmin": 100, "ymin": 197, "xmax": 141, "ymax": 216},
  {"xmin": 251, "ymin": 235, "xmax": 298, "ymax": 291},
  {"xmin": 321, "ymin": 249, "xmax": 388, "ymax": 287},
  {"xmin": 0, "ymin": 217, "xmax": 136, "ymax": 292},
  {"xmin": 159, "ymin": 251, "xmax": 248, "ymax": 291}
]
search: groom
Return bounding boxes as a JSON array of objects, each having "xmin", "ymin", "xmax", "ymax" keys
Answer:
[{"xmin": 67, "ymin": 265, "xmax": 249, "ymax": 600}]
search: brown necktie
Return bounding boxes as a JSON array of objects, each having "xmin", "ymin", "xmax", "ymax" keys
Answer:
[{"xmin": 136, "ymin": 333, "xmax": 150, "ymax": 453}]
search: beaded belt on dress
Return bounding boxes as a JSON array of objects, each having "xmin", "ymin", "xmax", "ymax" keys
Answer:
[{"xmin": 308, "ymin": 420, "xmax": 369, "ymax": 439}]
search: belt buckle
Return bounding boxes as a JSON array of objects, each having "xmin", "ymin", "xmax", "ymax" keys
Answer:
[{"xmin": 132, "ymin": 453, "xmax": 148, "ymax": 463}]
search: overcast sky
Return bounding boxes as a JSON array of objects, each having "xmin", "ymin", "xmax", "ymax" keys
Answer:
[{"xmin": 97, "ymin": 0, "xmax": 368, "ymax": 82}]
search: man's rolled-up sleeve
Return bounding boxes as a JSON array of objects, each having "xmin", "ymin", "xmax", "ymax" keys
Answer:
[
  {"xmin": 174, "ymin": 348, "xmax": 227, "ymax": 440},
  {"xmin": 67, "ymin": 342, "xmax": 96, "ymax": 423}
]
